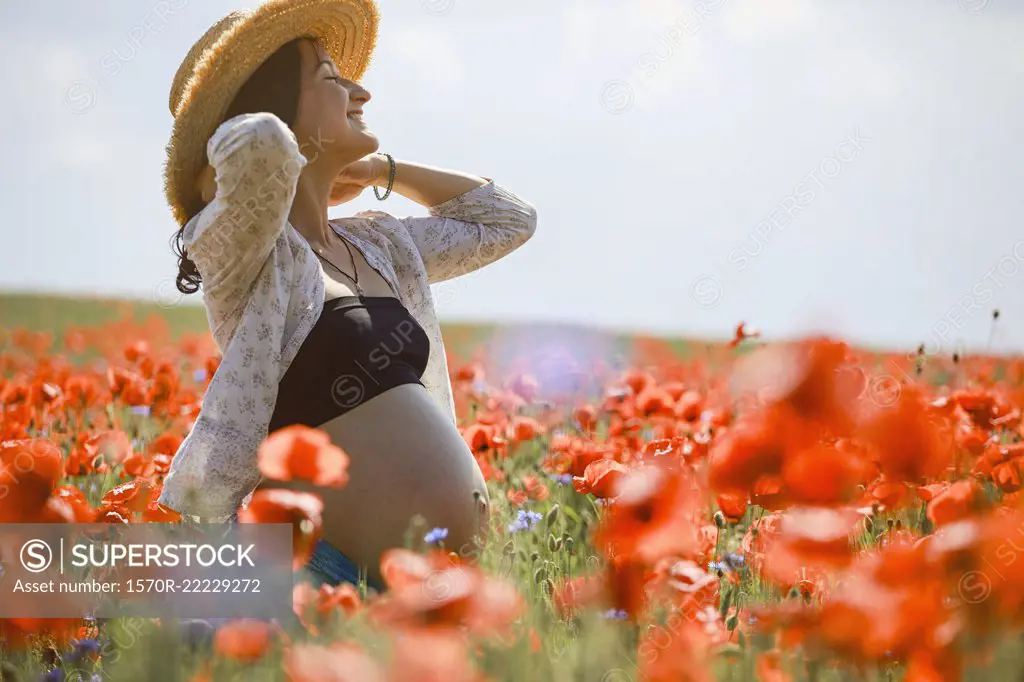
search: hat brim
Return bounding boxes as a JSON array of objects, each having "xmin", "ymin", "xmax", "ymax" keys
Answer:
[{"xmin": 164, "ymin": 0, "xmax": 379, "ymax": 226}]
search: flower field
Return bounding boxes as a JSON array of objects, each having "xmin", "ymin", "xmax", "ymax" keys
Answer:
[{"xmin": 2, "ymin": 296, "xmax": 1024, "ymax": 681}]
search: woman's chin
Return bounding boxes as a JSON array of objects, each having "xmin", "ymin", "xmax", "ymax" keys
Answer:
[{"xmin": 349, "ymin": 129, "xmax": 379, "ymax": 156}]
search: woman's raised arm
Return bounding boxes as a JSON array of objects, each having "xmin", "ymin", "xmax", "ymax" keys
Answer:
[
  {"xmin": 183, "ymin": 112, "xmax": 307, "ymax": 316},
  {"xmin": 354, "ymin": 160, "xmax": 538, "ymax": 284}
]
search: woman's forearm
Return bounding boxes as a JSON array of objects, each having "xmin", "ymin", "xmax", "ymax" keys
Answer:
[{"xmin": 373, "ymin": 158, "xmax": 488, "ymax": 208}]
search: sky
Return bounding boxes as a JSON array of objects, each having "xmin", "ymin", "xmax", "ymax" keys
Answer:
[{"xmin": 1, "ymin": 0, "xmax": 1022, "ymax": 355}]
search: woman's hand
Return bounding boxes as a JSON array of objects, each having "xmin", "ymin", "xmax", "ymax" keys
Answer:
[
  {"xmin": 329, "ymin": 153, "xmax": 389, "ymax": 206},
  {"xmin": 197, "ymin": 164, "xmax": 217, "ymax": 204}
]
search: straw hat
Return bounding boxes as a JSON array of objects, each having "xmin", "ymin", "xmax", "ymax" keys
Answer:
[{"xmin": 164, "ymin": 0, "xmax": 380, "ymax": 226}]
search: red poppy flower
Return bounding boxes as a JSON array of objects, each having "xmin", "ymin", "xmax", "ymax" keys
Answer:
[
  {"xmin": 708, "ymin": 403, "xmax": 810, "ymax": 495},
  {"xmin": 461, "ymin": 423, "xmax": 505, "ymax": 456},
  {"xmin": 373, "ymin": 549, "xmax": 523, "ymax": 637},
  {"xmin": 594, "ymin": 462, "xmax": 702, "ymax": 566},
  {"xmin": 0, "ymin": 438, "xmax": 64, "ymax": 522},
  {"xmin": 572, "ymin": 404, "xmax": 598, "ymax": 433},
  {"xmin": 636, "ymin": 387, "xmax": 675, "ymax": 417},
  {"xmin": 728, "ymin": 321, "xmax": 761, "ymax": 349},
  {"xmin": 675, "ymin": 390, "xmax": 704, "ymax": 422},
  {"xmin": 102, "ymin": 478, "xmax": 157, "ymax": 514},
  {"xmin": 552, "ymin": 574, "xmax": 605, "ymax": 618},
  {"xmin": 926, "ymin": 479, "xmax": 983, "ymax": 527},
  {"xmin": 258, "ymin": 425, "xmax": 349, "ymax": 487},
  {"xmin": 520, "ymin": 474, "xmax": 550, "ymax": 502},
  {"xmin": 213, "ymin": 619, "xmax": 276, "ymax": 662},
  {"xmin": 573, "ymin": 459, "xmax": 629, "ymax": 499},
  {"xmin": 859, "ymin": 384, "xmax": 955, "ymax": 483},
  {"xmin": 716, "ymin": 491, "xmax": 747, "ymax": 522},
  {"xmin": 782, "ymin": 441, "xmax": 870, "ymax": 506},
  {"xmin": 238, "ymin": 489, "xmax": 324, "ymax": 571},
  {"xmin": 83, "ymin": 430, "xmax": 133, "ymax": 467},
  {"xmin": 508, "ymin": 416, "xmax": 543, "ymax": 442},
  {"xmin": 760, "ymin": 507, "xmax": 861, "ymax": 587},
  {"xmin": 732, "ymin": 337, "xmax": 856, "ymax": 435}
]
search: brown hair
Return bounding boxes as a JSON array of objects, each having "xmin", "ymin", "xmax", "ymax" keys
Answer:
[{"xmin": 171, "ymin": 39, "xmax": 304, "ymax": 294}]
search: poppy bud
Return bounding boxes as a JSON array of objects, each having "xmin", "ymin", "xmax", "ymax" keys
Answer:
[
  {"xmin": 953, "ymin": 353, "xmax": 960, "ymax": 364},
  {"xmin": 534, "ymin": 567, "xmax": 547, "ymax": 585},
  {"xmin": 713, "ymin": 511, "xmax": 727, "ymax": 528},
  {"xmin": 547, "ymin": 534, "xmax": 562, "ymax": 552},
  {"xmin": 546, "ymin": 504, "xmax": 560, "ymax": 527},
  {"xmin": 564, "ymin": 536, "xmax": 575, "ymax": 552},
  {"xmin": 503, "ymin": 540, "xmax": 515, "ymax": 555},
  {"xmin": 916, "ymin": 344, "xmax": 925, "ymax": 356},
  {"xmin": 993, "ymin": 309, "xmax": 1000, "ymax": 320},
  {"xmin": 725, "ymin": 613, "xmax": 739, "ymax": 631},
  {"xmin": 530, "ymin": 551, "xmax": 540, "ymax": 562}
]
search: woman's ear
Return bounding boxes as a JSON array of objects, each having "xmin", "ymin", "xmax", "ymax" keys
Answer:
[{"xmin": 196, "ymin": 164, "xmax": 216, "ymax": 204}]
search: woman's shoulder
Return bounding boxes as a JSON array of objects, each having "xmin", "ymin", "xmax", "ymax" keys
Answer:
[
  {"xmin": 331, "ymin": 211, "xmax": 406, "ymax": 238},
  {"xmin": 330, "ymin": 213, "xmax": 418, "ymax": 263}
]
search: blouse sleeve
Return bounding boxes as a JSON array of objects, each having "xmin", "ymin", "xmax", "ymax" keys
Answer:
[
  {"xmin": 360, "ymin": 179, "xmax": 537, "ymax": 284},
  {"xmin": 184, "ymin": 112, "xmax": 307, "ymax": 316}
]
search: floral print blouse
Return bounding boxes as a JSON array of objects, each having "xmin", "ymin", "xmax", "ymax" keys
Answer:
[{"xmin": 158, "ymin": 112, "xmax": 538, "ymax": 520}]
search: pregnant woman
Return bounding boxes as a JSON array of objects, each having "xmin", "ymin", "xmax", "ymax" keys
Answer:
[{"xmin": 158, "ymin": 0, "xmax": 537, "ymax": 592}]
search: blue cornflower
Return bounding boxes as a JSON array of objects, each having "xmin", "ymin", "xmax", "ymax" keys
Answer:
[
  {"xmin": 65, "ymin": 638, "xmax": 102, "ymax": 665},
  {"xmin": 548, "ymin": 473, "xmax": 573, "ymax": 485},
  {"xmin": 424, "ymin": 527, "xmax": 449, "ymax": 545},
  {"xmin": 193, "ymin": 368, "xmax": 207, "ymax": 382},
  {"xmin": 507, "ymin": 509, "xmax": 543, "ymax": 533},
  {"xmin": 601, "ymin": 608, "xmax": 629, "ymax": 620},
  {"xmin": 130, "ymin": 405, "xmax": 151, "ymax": 417},
  {"xmin": 40, "ymin": 669, "xmax": 64, "ymax": 682},
  {"xmin": 724, "ymin": 553, "xmax": 745, "ymax": 570},
  {"xmin": 707, "ymin": 560, "xmax": 727, "ymax": 573}
]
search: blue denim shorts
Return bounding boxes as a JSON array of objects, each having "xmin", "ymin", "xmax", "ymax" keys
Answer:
[
  {"xmin": 302, "ymin": 539, "xmax": 385, "ymax": 593},
  {"xmin": 222, "ymin": 512, "xmax": 384, "ymax": 593}
]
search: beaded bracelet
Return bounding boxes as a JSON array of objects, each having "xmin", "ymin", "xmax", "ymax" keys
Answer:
[{"xmin": 374, "ymin": 152, "xmax": 395, "ymax": 200}]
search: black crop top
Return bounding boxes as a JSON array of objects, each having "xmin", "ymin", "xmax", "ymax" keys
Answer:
[{"xmin": 268, "ymin": 296, "xmax": 430, "ymax": 432}]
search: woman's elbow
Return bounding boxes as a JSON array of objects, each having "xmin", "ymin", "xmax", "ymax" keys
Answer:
[{"xmin": 518, "ymin": 202, "xmax": 538, "ymax": 244}]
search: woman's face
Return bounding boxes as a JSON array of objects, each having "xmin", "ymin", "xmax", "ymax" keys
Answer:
[{"xmin": 292, "ymin": 38, "xmax": 378, "ymax": 164}]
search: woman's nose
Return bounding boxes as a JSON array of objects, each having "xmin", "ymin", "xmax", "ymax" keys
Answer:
[{"xmin": 349, "ymin": 84, "xmax": 371, "ymax": 105}]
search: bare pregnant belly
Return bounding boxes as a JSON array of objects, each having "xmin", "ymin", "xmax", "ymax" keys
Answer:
[{"xmin": 257, "ymin": 383, "xmax": 490, "ymax": 586}]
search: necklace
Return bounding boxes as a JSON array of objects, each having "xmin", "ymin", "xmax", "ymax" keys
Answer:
[{"xmin": 315, "ymin": 237, "xmax": 363, "ymax": 296}]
